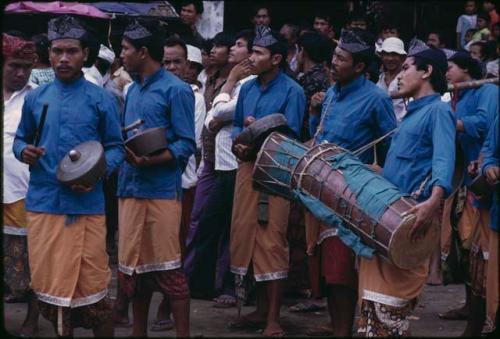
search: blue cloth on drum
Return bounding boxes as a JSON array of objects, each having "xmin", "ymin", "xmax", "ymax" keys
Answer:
[
  {"xmin": 232, "ymin": 71, "xmax": 305, "ymax": 139},
  {"xmin": 481, "ymin": 115, "xmax": 499, "ymax": 232},
  {"xmin": 455, "ymin": 84, "xmax": 498, "ymax": 186},
  {"xmin": 13, "ymin": 76, "xmax": 124, "ymax": 215},
  {"xmin": 118, "ymin": 67, "xmax": 196, "ymax": 200},
  {"xmin": 310, "ymin": 75, "xmax": 397, "ymax": 164},
  {"xmin": 294, "ymin": 190, "xmax": 375, "ymax": 258},
  {"xmin": 382, "ymin": 94, "xmax": 456, "ymax": 201},
  {"xmin": 326, "ymin": 152, "xmax": 405, "ymax": 221}
]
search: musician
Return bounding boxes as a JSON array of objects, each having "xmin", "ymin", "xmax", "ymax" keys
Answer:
[
  {"xmin": 3, "ymin": 32, "xmax": 39, "ymax": 336},
  {"xmin": 13, "ymin": 15, "xmax": 125, "ymax": 336},
  {"xmin": 357, "ymin": 41, "xmax": 456, "ymax": 336},
  {"xmin": 229, "ymin": 25, "xmax": 305, "ymax": 337},
  {"xmin": 443, "ymin": 50, "xmax": 498, "ymax": 335},
  {"xmin": 307, "ymin": 28, "xmax": 397, "ymax": 337},
  {"xmin": 480, "ymin": 115, "xmax": 499, "ymax": 335},
  {"xmin": 117, "ymin": 18, "xmax": 195, "ymax": 337}
]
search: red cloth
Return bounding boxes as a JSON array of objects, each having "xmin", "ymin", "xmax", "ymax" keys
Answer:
[
  {"xmin": 118, "ymin": 269, "xmax": 189, "ymax": 300},
  {"xmin": 2, "ymin": 33, "xmax": 36, "ymax": 60},
  {"xmin": 320, "ymin": 237, "xmax": 358, "ymax": 289}
]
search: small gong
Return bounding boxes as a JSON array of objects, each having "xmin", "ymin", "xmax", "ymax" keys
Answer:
[
  {"xmin": 124, "ymin": 127, "xmax": 168, "ymax": 157},
  {"xmin": 56, "ymin": 140, "xmax": 106, "ymax": 187}
]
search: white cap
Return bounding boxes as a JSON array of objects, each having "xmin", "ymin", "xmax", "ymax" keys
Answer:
[
  {"xmin": 98, "ymin": 44, "xmax": 115, "ymax": 64},
  {"xmin": 186, "ymin": 44, "xmax": 203, "ymax": 68},
  {"xmin": 380, "ymin": 37, "xmax": 406, "ymax": 55}
]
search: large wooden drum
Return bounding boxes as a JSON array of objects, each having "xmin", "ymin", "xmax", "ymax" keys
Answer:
[{"xmin": 290, "ymin": 143, "xmax": 440, "ymax": 270}]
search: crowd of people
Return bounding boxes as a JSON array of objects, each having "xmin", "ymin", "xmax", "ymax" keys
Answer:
[{"xmin": 2, "ymin": 0, "xmax": 499, "ymax": 337}]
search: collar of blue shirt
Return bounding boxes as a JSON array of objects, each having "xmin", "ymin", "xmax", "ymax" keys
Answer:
[
  {"xmin": 54, "ymin": 72, "xmax": 86, "ymax": 91},
  {"xmin": 406, "ymin": 93, "xmax": 441, "ymax": 116},
  {"xmin": 133, "ymin": 67, "xmax": 165, "ymax": 88},
  {"xmin": 333, "ymin": 74, "xmax": 366, "ymax": 99},
  {"xmin": 256, "ymin": 70, "xmax": 283, "ymax": 92}
]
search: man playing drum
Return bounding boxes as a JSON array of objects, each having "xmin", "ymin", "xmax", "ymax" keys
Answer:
[
  {"xmin": 13, "ymin": 15, "xmax": 125, "ymax": 337},
  {"xmin": 357, "ymin": 40, "xmax": 456, "ymax": 337},
  {"xmin": 117, "ymin": 18, "xmax": 195, "ymax": 337},
  {"xmin": 229, "ymin": 25, "xmax": 305, "ymax": 337},
  {"xmin": 307, "ymin": 28, "xmax": 397, "ymax": 336}
]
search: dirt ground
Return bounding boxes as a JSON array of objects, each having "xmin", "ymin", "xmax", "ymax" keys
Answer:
[{"xmin": 3, "ymin": 263, "xmax": 467, "ymax": 337}]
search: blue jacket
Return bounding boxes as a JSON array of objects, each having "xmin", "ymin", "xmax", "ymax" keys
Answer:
[
  {"xmin": 310, "ymin": 75, "xmax": 397, "ymax": 164},
  {"xmin": 117, "ymin": 67, "xmax": 196, "ymax": 200},
  {"xmin": 382, "ymin": 94, "xmax": 456, "ymax": 201},
  {"xmin": 481, "ymin": 115, "xmax": 499, "ymax": 231},
  {"xmin": 13, "ymin": 76, "xmax": 125, "ymax": 214}
]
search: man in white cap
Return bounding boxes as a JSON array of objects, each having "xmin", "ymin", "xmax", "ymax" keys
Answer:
[
  {"xmin": 83, "ymin": 44, "xmax": 115, "ymax": 87},
  {"xmin": 376, "ymin": 37, "xmax": 407, "ymax": 122}
]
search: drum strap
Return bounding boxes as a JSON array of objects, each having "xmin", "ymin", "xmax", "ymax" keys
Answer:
[
  {"xmin": 257, "ymin": 192, "xmax": 270, "ymax": 225},
  {"xmin": 411, "ymin": 172, "xmax": 432, "ymax": 200}
]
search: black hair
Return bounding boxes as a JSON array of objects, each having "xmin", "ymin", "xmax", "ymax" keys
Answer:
[
  {"xmin": 365, "ymin": 59, "xmax": 381, "ymax": 83},
  {"xmin": 449, "ymin": 54, "xmax": 483, "ymax": 80},
  {"xmin": 164, "ymin": 36, "xmax": 188, "ymax": 59},
  {"xmin": 427, "ymin": 29, "xmax": 447, "ymax": 46},
  {"xmin": 297, "ymin": 31, "xmax": 333, "ymax": 64},
  {"xmin": 281, "ymin": 23, "xmax": 300, "ymax": 41},
  {"xmin": 235, "ymin": 29, "xmax": 255, "ymax": 53},
  {"xmin": 314, "ymin": 13, "xmax": 333, "ymax": 26},
  {"xmin": 477, "ymin": 11, "xmax": 491, "ymax": 22},
  {"xmin": 5, "ymin": 30, "xmax": 29, "ymax": 39},
  {"xmin": 32, "ymin": 33, "xmax": 50, "ymax": 65},
  {"xmin": 253, "ymin": 5, "xmax": 271, "ymax": 18},
  {"xmin": 123, "ymin": 19, "xmax": 166, "ymax": 63},
  {"xmin": 413, "ymin": 56, "xmax": 448, "ymax": 94},
  {"xmin": 348, "ymin": 11, "xmax": 367, "ymax": 25},
  {"xmin": 180, "ymin": 0, "xmax": 204, "ymax": 14},
  {"xmin": 483, "ymin": 40, "xmax": 498, "ymax": 61},
  {"xmin": 212, "ymin": 31, "xmax": 235, "ymax": 49},
  {"xmin": 264, "ymin": 31, "xmax": 288, "ymax": 69}
]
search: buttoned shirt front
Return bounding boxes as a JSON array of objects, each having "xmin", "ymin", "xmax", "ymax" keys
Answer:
[
  {"xmin": 13, "ymin": 76, "xmax": 125, "ymax": 214},
  {"xmin": 117, "ymin": 68, "xmax": 196, "ymax": 200},
  {"xmin": 376, "ymin": 71, "xmax": 407, "ymax": 123},
  {"xmin": 382, "ymin": 94, "xmax": 456, "ymax": 201}
]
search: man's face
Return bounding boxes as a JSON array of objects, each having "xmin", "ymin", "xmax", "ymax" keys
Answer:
[
  {"xmin": 397, "ymin": 57, "xmax": 425, "ymax": 97},
  {"xmin": 3, "ymin": 57, "xmax": 34, "ymax": 92},
  {"xmin": 465, "ymin": 1, "xmax": 476, "ymax": 14},
  {"xmin": 314, "ymin": 18, "xmax": 332, "ymax": 36},
  {"xmin": 380, "ymin": 52, "xmax": 405, "ymax": 72},
  {"xmin": 280, "ymin": 25, "xmax": 295, "ymax": 45},
  {"xmin": 163, "ymin": 45, "xmax": 188, "ymax": 78},
  {"xmin": 331, "ymin": 47, "xmax": 359, "ymax": 83},
  {"xmin": 229, "ymin": 38, "xmax": 250, "ymax": 64},
  {"xmin": 209, "ymin": 44, "xmax": 230, "ymax": 68},
  {"xmin": 49, "ymin": 39, "xmax": 88, "ymax": 83},
  {"xmin": 469, "ymin": 44, "xmax": 483, "ymax": 60},
  {"xmin": 184, "ymin": 62, "xmax": 200, "ymax": 84},
  {"xmin": 249, "ymin": 45, "xmax": 279, "ymax": 75},
  {"xmin": 477, "ymin": 17, "xmax": 488, "ymax": 29},
  {"xmin": 446, "ymin": 61, "xmax": 468, "ymax": 84},
  {"xmin": 381, "ymin": 28, "xmax": 399, "ymax": 39},
  {"xmin": 350, "ymin": 20, "xmax": 368, "ymax": 31},
  {"xmin": 120, "ymin": 39, "xmax": 142, "ymax": 74},
  {"xmin": 253, "ymin": 8, "xmax": 271, "ymax": 26},
  {"xmin": 483, "ymin": 1, "xmax": 494, "ymax": 12},
  {"xmin": 180, "ymin": 4, "xmax": 199, "ymax": 27},
  {"xmin": 426, "ymin": 33, "xmax": 442, "ymax": 48}
]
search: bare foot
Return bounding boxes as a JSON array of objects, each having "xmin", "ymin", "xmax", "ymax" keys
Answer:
[
  {"xmin": 262, "ymin": 321, "xmax": 285, "ymax": 337},
  {"xmin": 227, "ymin": 311, "xmax": 267, "ymax": 329}
]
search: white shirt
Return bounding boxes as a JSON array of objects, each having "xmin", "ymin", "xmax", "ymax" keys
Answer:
[
  {"xmin": 3, "ymin": 82, "xmax": 36, "ymax": 204},
  {"xmin": 376, "ymin": 71, "xmax": 407, "ymax": 123},
  {"xmin": 204, "ymin": 75, "xmax": 256, "ymax": 171},
  {"xmin": 182, "ymin": 84, "xmax": 206, "ymax": 189},
  {"xmin": 83, "ymin": 65, "xmax": 104, "ymax": 87}
]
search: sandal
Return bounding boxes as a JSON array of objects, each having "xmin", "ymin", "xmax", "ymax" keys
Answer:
[
  {"xmin": 213, "ymin": 295, "xmax": 236, "ymax": 308},
  {"xmin": 150, "ymin": 319, "xmax": 175, "ymax": 332},
  {"xmin": 288, "ymin": 302, "xmax": 325, "ymax": 313}
]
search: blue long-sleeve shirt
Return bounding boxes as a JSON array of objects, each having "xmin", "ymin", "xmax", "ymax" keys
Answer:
[
  {"xmin": 481, "ymin": 115, "xmax": 499, "ymax": 231},
  {"xmin": 310, "ymin": 75, "xmax": 397, "ymax": 164},
  {"xmin": 13, "ymin": 75, "xmax": 125, "ymax": 215},
  {"xmin": 455, "ymin": 84, "xmax": 498, "ymax": 186},
  {"xmin": 382, "ymin": 94, "xmax": 456, "ymax": 201},
  {"xmin": 232, "ymin": 71, "xmax": 305, "ymax": 139},
  {"xmin": 117, "ymin": 67, "xmax": 196, "ymax": 200}
]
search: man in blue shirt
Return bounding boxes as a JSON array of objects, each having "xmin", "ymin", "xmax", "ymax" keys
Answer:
[
  {"xmin": 117, "ymin": 19, "xmax": 195, "ymax": 337},
  {"xmin": 306, "ymin": 28, "xmax": 397, "ymax": 337},
  {"xmin": 358, "ymin": 41, "xmax": 456, "ymax": 337},
  {"xmin": 13, "ymin": 15, "xmax": 124, "ymax": 337},
  {"xmin": 229, "ymin": 26, "xmax": 305, "ymax": 337},
  {"xmin": 481, "ymin": 116, "xmax": 499, "ymax": 335}
]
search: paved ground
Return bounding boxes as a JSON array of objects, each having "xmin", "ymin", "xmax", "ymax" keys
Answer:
[{"xmin": 4, "ymin": 265, "xmax": 467, "ymax": 337}]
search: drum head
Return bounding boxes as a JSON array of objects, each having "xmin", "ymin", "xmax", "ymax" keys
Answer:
[{"xmin": 388, "ymin": 214, "xmax": 440, "ymax": 270}]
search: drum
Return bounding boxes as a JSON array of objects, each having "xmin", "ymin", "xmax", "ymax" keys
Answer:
[
  {"xmin": 290, "ymin": 143, "xmax": 439, "ymax": 270},
  {"xmin": 233, "ymin": 113, "xmax": 293, "ymax": 161},
  {"xmin": 252, "ymin": 132, "xmax": 308, "ymax": 200}
]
